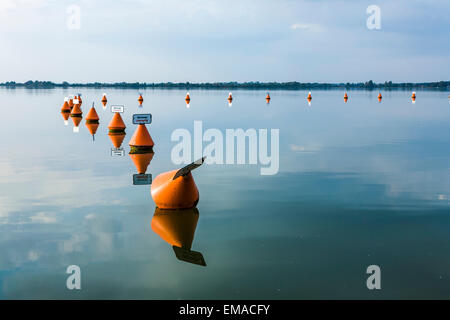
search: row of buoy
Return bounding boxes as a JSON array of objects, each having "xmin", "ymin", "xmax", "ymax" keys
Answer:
[{"xmin": 59, "ymin": 95, "xmax": 206, "ymax": 265}]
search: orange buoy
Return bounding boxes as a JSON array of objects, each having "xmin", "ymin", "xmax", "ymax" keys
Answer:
[
  {"xmin": 78, "ymin": 94, "xmax": 83, "ymax": 105},
  {"xmin": 138, "ymin": 94, "xmax": 144, "ymax": 104},
  {"xmin": 129, "ymin": 123, "xmax": 154, "ymax": 153},
  {"xmin": 185, "ymin": 92, "xmax": 191, "ymax": 107},
  {"xmin": 411, "ymin": 91, "xmax": 416, "ymax": 103},
  {"xmin": 70, "ymin": 103, "xmax": 82, "ymax": 116},
  {"xmin": 101, "ymin": 93, "xmax": 107, "ymax": 103},
  {"xmin": 85, "ymin": 122, "xmax": 99, "ymax": 140},
  {"xmin": 61, "ymin": 112, "xmax": 70, "ymax": 125},
  {"xmin": 344, "ymin": 92, "xmax": 348, "ymax": 102},
  {"xmin": 151, "ymin": 157, "xmax": 205, "ymax": 209},
  {"xmin": 227, "ymin": 92, "xmax": 233, "ymax": 106},
  {"xmin": 151, "ymin": 207, "xmax": 206, "ymax": 266},
  {"xmin": 129, "ymin": 152, "xmax": 154, "ymax": 174},
  {"xmin": 85, "ymin": 103, "xmax": 99, "ymax": 123},
  {"xmin": 71, "ymin": 115, "xmax": 82, "ymax": 133},
  {"xmin": 68, "ymin": 97, "xmax": 74, "ymax": 109},
  {"xmin": 108, "ymin": 112, "xmax": 126, "ymax": 133},
  {"xmin": 378, "ymin": 92, "xmax": 382, "ymax": 102},
  {"xmin": 307, "ymin": 91, "xmax": 312, "ymax": 105},
  {"xmin": 61, "ymin": 97, "xmax": 71, "ymax": 112},
  {"xmin": 266, "ymin": 93, "xmax": 271, "ymax": 103},
  {"xmin": 108, "ymin": 132, "xmax": 126, "ymax": 149}
]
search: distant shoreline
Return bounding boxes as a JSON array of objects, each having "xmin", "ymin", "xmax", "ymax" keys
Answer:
[{"xmin": 0, "ymin": 80, "xmax": 448, "ymax": 90}]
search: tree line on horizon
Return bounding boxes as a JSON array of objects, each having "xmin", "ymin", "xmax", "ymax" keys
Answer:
[{"xmin": 0, "ymin": 80, "xmax": 448, "ymax": 90}]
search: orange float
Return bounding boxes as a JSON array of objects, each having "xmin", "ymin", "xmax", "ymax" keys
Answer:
[
  {"xmin": 61, "ymin": 97, "xmax": 71, "ymax": 112},
  {"xmin": 266, "ymin": 93, "xmax": 271, "ymax": 103},
  {"xmin": 129, "ymin": 152, "xmax": 154, "ymax": 174},
  {"xmin": 344, "ymin": 92, "xmax": 348, "ymax": 103},
  {"xmin": 411, "ymin": 91, "xmax": 416, "ymax": 103},
  {"xmin": 129, "ymin": 123, "xmax": 154, "ymax": 153},
  {"xmin": 70, "ymin": 103, "xmax": 82, "ymax": 116},
  {"xmin": 85, "ymin": 104, "xmax": 99, "ymax": 123},
  {"xmin": 151, "ymin": 207, "xmax": 206, "ymax": 266},
  {"xmin": 108, "ymin": 112, "xmax": 126, "ymax": 133},
  {"xmin": 68, "ymin": 97, "xmax": 74, "ymax": 109},
  {"xmin": 151, "ymin": 157, "xmax": 205, "ymax": 210},
  {"xmin": 378, "ymin": 92, "xmax": 382, "ymax": 102},
  {"xmin": 227, "ymin": 92, "xmax": 233, "ymax": 106},
  {"xmin": 101, "ymin": 93, "xmax": 107, "ymax": 103},
  {"xmin": 138, "ymin": 94, "xmax": 144, "ymax": 104},
  {"xmin": 108, "ymin": 132, "xmax": 126, "ymax": 149},
  {"xmin": 185, "ymin": 92, "xmax": 191, "ymax": 108},
  {"xmin": 78, "ymin": 94, "xmax": 83, "ymax": 105}
]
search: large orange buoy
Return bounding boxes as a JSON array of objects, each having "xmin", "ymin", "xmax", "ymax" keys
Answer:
[
  {"xmin": 151, "ymin": 157, "xmax": 205, "ymax": 209},
  {"xmin": 344, "ymin": 92, "xmax": 348, "ymax": 103},
  {"xmin": 85, "ymin": 103, "xmax": 99, "ymax": 123},
  {"xmin": 129, "ymin": 152, "xmax": 154, "ymax": 174},
  {"xmin": 70, "ymin": 103, "xmax": 82, "ymax": 116},
  {"xmin": 71, "ymin": 115, "xmax": 82, "ymax": 133},
  {"xmin": 266, "ymin": 93, "xmax": 271, "ymax": 103},
  {"xmin": 108, "ymin": 113, "xmax": 126, "ymax": 133},
  {"xmin": 378, "ymin": 92, "xmax": 382, "ymax": 102},
  {"xmin": 129, "ymin": 123, "xmax": 154, "ymax": 153},
  {"xmin": 61, "ymin": 97, "xmax": 71, "ymax": 112},
  {"xmin": 151, "ymin": 207, "xmax": 206, "ymax": 266},
  {"xmin": 108, "ymin": 132, "xmax": 126, "ymax": 149},
  {"xmin": 61, "ymin": 112, "xmax": 70, "ymax": 125}
]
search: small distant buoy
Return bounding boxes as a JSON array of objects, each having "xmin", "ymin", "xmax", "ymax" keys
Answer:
[
  {"xmin": 129, "ymin": 123, "xmax": 154, "ymax": 153},
  {"xmin": 378, "ymin": 92, "xmax": 382, "ymax": 102},
  {"xmin": 411, "ymin": 91, "xmax": 416, "ymax": 103},
  {"xmin": 108, "ymin": 113, "xmax": 126, "ymax": 133},
  {"xmin": 151, "ymin": 157, "xmax": 205, "ymax": 209},
  {"xmin": 108, "ymin": 132, "xmax": 126, "ymax": 149},
  {"xmin": 138, "ymin": 94, "xmax": 144, "ymax": 105},
  {"xmin": 185, "ymin": 92, "xmax": 191, "ymax": 108},
  {"xmin": 70, "ymin": 103, "xmax": 82, "ymax": 117},
  {"xmin": 129, "ymin": 152, "xmax": 154, "ymax": 174},
  {"xmin": 266, "ymin": 93, "xmax": 271, "ymax": 103},
  {"xmin": 101, "ymin": 93, "xmax": 107, "ymax": 103},
  {"xmin": 61, "ymin": 97, "xmax": 71, "ymax": 112},
  {"xmin": 68, "ymin": 97, "xmax": 74, "ymax": 109},
  {"xmin": 344, "ymin": 92, "xmax": 348, "ymax": 102},
  {"xmin": 78, "ymin": 94, "xmax": 83, "ymax": 105}
]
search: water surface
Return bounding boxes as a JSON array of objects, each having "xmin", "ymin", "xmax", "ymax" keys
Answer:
[{"xmin": 0, "ymin": 88, "xmax": 449, "ymax": 299}]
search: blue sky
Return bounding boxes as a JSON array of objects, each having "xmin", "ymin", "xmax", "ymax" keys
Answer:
[{"xmin": 0, "ymin": 0, "xmax": 449, "ymax": 83}]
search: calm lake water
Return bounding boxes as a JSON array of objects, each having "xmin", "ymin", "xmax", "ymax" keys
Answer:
[{"xmin": 0, "ymin": 88, "xmax": 449, "ymax": 299}]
